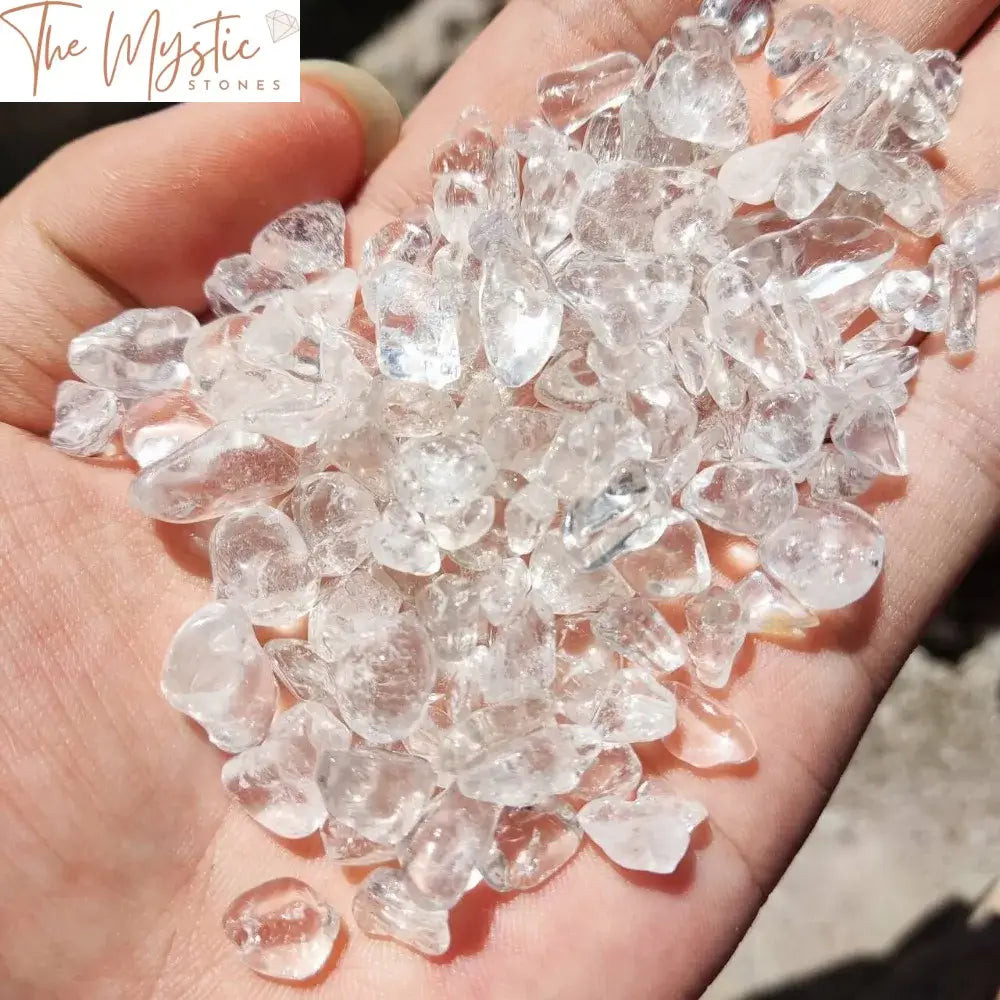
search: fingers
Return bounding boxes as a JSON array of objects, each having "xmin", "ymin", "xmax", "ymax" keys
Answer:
[
  {"xmin": 0, "ymin": 63, "xmax": 402, "ymax": 434},
  {"xmin": 351, "ymin": 0, "xmax": 997, "ymax": 243}
]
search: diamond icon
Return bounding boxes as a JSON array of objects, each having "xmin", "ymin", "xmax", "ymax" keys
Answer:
[{"xmin": 266, "ymin": 9, "xmax": 300, "ymax": 43}]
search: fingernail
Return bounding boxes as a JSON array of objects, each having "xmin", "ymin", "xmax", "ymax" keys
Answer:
[{"xmin": 300, "ymin": 60, "xmax": 402, "ymax": 174}]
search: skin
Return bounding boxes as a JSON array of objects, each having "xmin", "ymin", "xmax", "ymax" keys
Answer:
[{"xmin": 1, "ymin": 0, "xmax": 1000, "ymax": 997}]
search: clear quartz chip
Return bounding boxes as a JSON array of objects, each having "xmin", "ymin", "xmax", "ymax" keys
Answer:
[
  {"xmin": 733, "ymin": 569, "xmax": 819, "ymax": 635},
  {"xmin": 684, "ymin": 586, "xmax": 747, "ymax": 689},
  {"xmin": 681, "ymin": 461, "xmax": 798, "ymax": 538},
  {"xmin": 204, "ymin": 254, "xmax": 304, "ymax": 314},
  {"xmin": 130, "ymin": 422, "xmax": 299, "ymax": 523},
  {"xmin": 699, "ymin": 0, "xmax": 772, "ymax": 57},
  {"xmin": 760, "ymin": 502, "xmax": 886, "ymax": 610},
  {"xmin": 393, "ymin": 435, "xmax": 497, "ymax": 517},
  {"xmin": 161, "ymin": 601, "xmax": 277, "ymax": 753},
  {"xmin": 718, "ymin": 134, "xmax": 803, "ymax": 205},
  {"xmin": 615, "ymin": 508, "xmax": 711, "ymax": 599},
  {"xmin": 251, "ymin": 201, "xmax": 346, "ymax": 276},
  {"xmin": 368, "ymin": 502, "xmax": 442, "ymax": 576},
  {"xmin": 266, "ymin": 638, "xmax": 338, "ymax": 707},
  {"xmin": 537, "ymin": 51, "xmax": 642, "ymax": 133},
  {"xmin": 353, "ymin": 867, "xmax": 450, "ymax": 956},
  {"xmin": 578, "ymin": 781, "xmax": 706, "ymax": 873},
  {"xmin": 765, "ymin": 4, "xmax": 836, "ymax": 77},
  {"xmin": 831, "ymin": 395, "xmax": 908, "ymax": 476},
  {"xmin": 223, "ymin": 878, "xmax": 340, "ymax": 981},
  {"xmin": 505, "ymin": 482, "xmax": 558, "ymax": 555},
  {"xmin": 399, "ymin": 784, "xmax": 501, "ymax": 908},
  {"xmin": 592, "ymin": 597, "xmax": 688, "ymax": 674},
  {"xmin": 318, "ymin": 746, "xmax": 436, "ymax": 845},
  {"xmin": 530, "ymin": 531, "xmax": 629, "ymax": 615},
  {"xmin": 50, "ymin": 381, "xmax": 120, "ymax": 457},
  {"xmin": 662, "ymin": 681, "xmax": 757, "ymax": 768},
  {"xmin": 480, "ymin": 800, "xmax": 582, "ymax": 891},
  {"xmin": 121, "ymin": 391, "xmax": 213, "ymax": 467},
  {"xmin": 210, "ymin": 505, "xmax": 319, "ymax": 627},
  {"xmin": 591, "ymin": 667, "xmax": 679, "ymax": 743},
  {"xmin": 320, "ymin": 816, "xmax": 395, "ymax": 866},
  {"xmin": 744, "ymin": 381, "xmax": 831, "ymax": 468},
  {"xmin": 917, "ymin": 48, "xmax": 964, "ymax": 117},
  {"xmin": 569, "ymin": 743, "xmax": 643, "ymax": 804}
]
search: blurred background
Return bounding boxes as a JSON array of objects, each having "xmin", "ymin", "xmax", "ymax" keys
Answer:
[{"xmin": 0, "ymin": 1, "xmax": 998, "ymax": 996}]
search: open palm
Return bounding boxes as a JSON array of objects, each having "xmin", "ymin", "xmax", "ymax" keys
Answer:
[{"xmin": 2, "ymin": 0, "xmax": 1000, "ymax": 996}]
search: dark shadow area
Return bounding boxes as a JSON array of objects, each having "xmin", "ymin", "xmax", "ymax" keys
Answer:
[
  {"xmin": 739, "ymin": 900, "xmax": 1000, "ymax": 1000},
  {"xmin": 0, "ymin": 0, "xmax": 418, "ymax": 197}
]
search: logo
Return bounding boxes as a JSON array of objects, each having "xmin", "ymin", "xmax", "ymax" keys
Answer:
[{"xmin": 0, "ymin": 0, "xmax": 301, "ymax": 102}]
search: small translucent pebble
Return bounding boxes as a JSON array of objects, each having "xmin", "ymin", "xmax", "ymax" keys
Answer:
[
  {"xmin": 744, "ymin": 381, "xmax": 831, "ymax": 468},
  {"xmin": 480, "ymin": 800, "xmax": 583, "ymax": 891},
  {"xmin": 67, "ymin": 307, "xmax": 196, "ymax": 398},
  {"xmin": 369, "ymin": 377, "xmax": 457, "ymax": 438},
  {"xmin": 415, "ymin": 574, "xmax": 481, "ymax": 661},
  {"xmin": 662, "ymin": 682, "xmax": 757, "ymax": 769},
  {"xmin": 479, "ymin": 557, "xmax": 531, "ymax": 627},
  {"xmin": 505, "ymin": 482, "xmax": 559, "ymax": 555},
  {"xmin": 210, "ymin": 506, "xmax": 319, "ymax": 627},
  {"xmin": 945, "ymin": 249, "xmax": 980, "ymax": 356},
  {"xmin": 681, "ymin": 461, "xmax": 798, "ymax": 538},
  {"xmin": 486, "ymin": 606, "xmax": 557, "ymax": 702},
  {"xmin": 353, "ymin": 867, "xmax": 450, "ymax": 956},
  {"xmin": 537, "ymin": 51, "xmax": 641, "ymax": 133},
  {"xmin": 773, "ymin": 152, "xmax": 836, "ymax": 220},
  {"xmin": 592, "ymin": 597, "xmax": 688, "ymax": 674},
  {"xmin": 222, "ymin": 702, "xmax": 351, "ymax": 838},
  {"xmin": 266, "ymin": 639, "xmax": 338, "ymax": 707},
  {"xmin": 698, "ymin": 0, "xmax": 772, "ymax": 57},
  {"xmin": 578, "ymin": 782, "xmax": 706, "ymax": 874},
  {"xmin": 308, "ymin": 568, "xmax": 402, "ymax": 661},
  {"xmin": 569, "ymin": 744, "xmax": 643, "ymax": 804},
  {"xmin": 49, "ymin": 381, "xmax": 120, "ymax": 457},
  {"xmin": 831, "ymin": 395, "xmax": 908, "ymax": 476},
  {"xmin": 732, "ymin": 570, "xmax": 820, "ymax": 636},
  {"xmin": 368, "ymin": 502, "xmax": 442, "ymax": 576},
  {"xmin": 121, "ymin": 391, "xmax": 213, "ymax": 467},
  {"xmin": 399, "ymin": 785, "xmax": 501, "ymax": 908},
  {"xmin": 204, "ymin": 254, "xmax": 304, "ymax": 315},
  {"xmin": 765, "ymin": 4, "xmax": 836, "ymax": 77},
  {"xmin": 717, "ymin": 134, "xmax": 803, "ymax": 205},
  {"xmin": 426, "ymin": 496, "xmax": 496, "ymax": 551},
  {"xmin": 615, "ymin": 509, "xmax": 712, "ymax": 599},
  {"xmin": 806, "ymin": 445, "xmax": 876, "ymax": 502},
  {"xmin": 251, "ymin": 201, "xmax": 346, "ymax": 276},
  {"xmin": 130, "ymin": 422, "xmax": 299, "ymax": 523},
  {"xmin": 393, "ymin": 435, "xmax": 497, "ymax": 517},
  {"xmin": 760, "ymin": 502, "xmax": 885, "ymax": 611},
  {"xmin": 772, "ymin": 58, "xmax": 843, "ymax": 125},
  {"xmin": 223, "ymin": 878, "xmax": 340, "ymax": 981},
  {"xmin": 870, "ymin": 269, "xmax": 932, "ymax": 322},
  {"xmin": 591, "ymin": 667, "xmax": 679, "ymax": 743},
  {"xmin": 161, "ymin": 601, "xmax": 277, "ymax": 753},
  {"xmin": 917, "ymin": 49, "xmax": 964, "ymax": 118},
  {"xmin": 530, "ymin": 532, "xmax": 629, "ymax": 615},
  {"xmin": 684, "ymin": 587, "xmax": 747, "ymax": 690},
  {"xmin": 457, "ymin": 725, "xmax": 602, "ymax": 806},
  {"xmin": 335, "ymin": 613, "xmax": 437, "ymax": 743},
  {"xmin": 320, "ymin": 816, "xmax": 396, "ymax": 866},
  {"xmin": 319, "ymin": 746, "xmax": 437, "ymax": 844}
]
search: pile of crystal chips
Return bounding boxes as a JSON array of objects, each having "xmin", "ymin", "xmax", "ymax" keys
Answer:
[{"xmin": 49, "ymin": 0, "xmax": 997, "ymax": 979}]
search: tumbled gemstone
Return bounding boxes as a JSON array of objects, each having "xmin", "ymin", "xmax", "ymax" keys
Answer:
[
  {"xmin": 534, "ymin": 349, "xmax": 609, "ymax": 413},
  {"xmin": 161, "ymin": 601, "xmax": 277, "ymax": 753},
  {"xmin": 480, "ymin": 800, "xmax": 582, "ymax": 891},
  {"xmin": 479, "ymin": 237, "xmax": 563, "ymax": 387},
  {"xmin": 399, "ymin": 785, "xmax": 501, "ymax": 908},
  {"xmin": 717, "ymin": 134, "xmax": 803, "ymax": 205},
  {"xmin": 368, "ymin": 502, "xmax": 441, "ymax": 576},
  {"xmin": 537, "ymin": 51, "xmax": 641, "ymax": 133},
  {"xmin": 591, "ymin": 667, "xmax": 678, "ymax": 743},
  {"xmin": 433, "ymin": 171, "xmax": 491, "ymax": 244},
  {"xmin": 870, "ymin": 269, "xmax": 932, "ymax": 322},
  {"xmin": 320, "ymin": 816, "xmax": 396, "ymax": 865},
  {"xmin": 760, "ymin": 502, "xmax": 885, "ymax": 610},
  {"xmin": 130, "ymin": 422, "xmax": 298, "ymax": 523},
  {"xmin": 578, "ymin": 782, "xmax": 706, "ymax": 873},
  {"xmin": 431, "ymin": 106, "xmax": 496, "ymax": 180},
  {"xmin": 765, "ymin": 4, "xmax": 836, "ymax": 76},
  {"xmin": 592, "ymin": 597, "xmax": 688, "ymax": 674},
  {"xmin": 68, "ymin": 307, "xmax": 196, "ymax": 398},
  {"xmin": 615, "ymin": 509, "xmax": 711, "ymax": 599},
  {"xmin": 393, "ymin": 435, "xmax": 496, "ymax": 517},
  {"xmin": 50, "ymin": 381, "xmax": 120, "ymax": 457},
  {"xmin": 553, "ymin": 616, "xmax": 619, "ymax": 724},
  {"xmin": 530, "ymin": 532, "xmax": 628, "ymax": 615},
  {"xmin": 699, "ymin": 0, "xmax": 771, "ymax": 56},
  {"xmin": 121, "ymin": 391, "xmax": 213, "ymax": 467},
  {"xmin": 251, "ymin": 201, "xmax": 346, "ymax": 276},
  {"xmin": 562, "ymin": 461, "xmax": 672, "ymax": 571},
  {"xmin": 773, "ymin": 152, "xmax": 836, "ymax": 220},
  {"xmin": 360, "ymin": 211, "xmax": 438, "ymax": 279},
  {"xmin": 426, "ymin": 496, "xmax": 496, "ymax": 551},
  {"xmin": 369, "ymin": 377, "xmax": 456, "ymax": 438},
  {"xmin": 917, "ymin": 48, "xmax": 963, "ymax": 117},
  {"xmin": 662, "ymin": 682, "xmax": 756, "ymax": 768},
  {"xmin": 772, "ymin": 59, "xmax": 844, "ymax": 125},
  {"xmin": 353, "ymin": 867, "xmax": 450, "ymax": 956},
  {"xmin": 832, "ymin": 395, "xmax": 908, "ymax": 476},
  {"xmin": 569, "ymin": 743, "xmax": 643, "ymax": 804},
  {"xmin": 483, "ymin": 406, "xmax": 562, "ymax": 476},
  {"xmin": 334, "ymin": 613, "xmax": 437, "ymax": 743},
  {"xmin": 204, "ymin": 254, "xmax": 303, "ymax": 315},
  {"xmin": 505, "ymin": 482, "xmax": 559, "ymax": 555},
  {"xmin": 307, "ymin": 567, "xmax": 402, "ymax": 661},
  {"xmin": 319, "ymin": 746, "xmax": 436, "ymax": 844},
  {"xmin": 945, "ymin": 249, "xmax": 980, "ymax": 356},
  {"xmin": 682, "ymin": 461, "xmax": 798, "ymax": 538},
  {"xmin": 805, "ymin": 444, "xmax": 876, "ymax": 501},
  {"xmin": 483, "ymin": 606, "xmax": 556, "ymax": 702},
  {"xmin": 734, "ymin": 568, "xmax": 818, "ymax": 635},
  {"xmin": 221, "ymin": 701, "xmax": 351, "ymax": 838},
  {"xmin": 647, "ymin": 48, "xmax": 750, "ymax": 149},
  {"xmin": 744, "ymin": 381, "xmax": 831, "ymax": 468},
  {"xmin": 519, "ymin": 150, "xmax": 597, "ymax": 255},
  {"xmin": 223, "ymin": 878, "xmax": 340, "ymax": 981},
  {"xmin": 371, "ymin": 263, "xmax": 462, "ymax": 389},
  {"xmin": 684, "ymin": 587, "xmax": 747, "ymax": 689},
  {"xmin": 210, "ymin": 506, "xmax": 318, "ymax": 626},
  {"xmin": 478, "ymin": 557, "xmax": 531, "ymax": 627},
  {"xmin": 583, "ymin": 108, "xmax": 624, "ymax": 162},
  {"xmin": 457, "ymin": 725, "xmax": 601, "ymax": 806},
  {"xmin": 266, "ymin": 638, "xmax": 338, "ymax": 707},
  {"xmin": 415, "ymin": 573, "xmax": 481, "ymax": 661}
]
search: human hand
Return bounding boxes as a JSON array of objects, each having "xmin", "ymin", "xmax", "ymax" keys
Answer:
[{"xmin": 1, "ymin": 1, "xmax": 999, "ymax": 997}]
